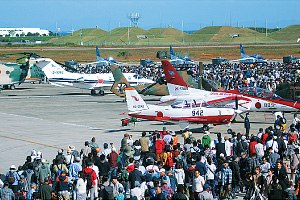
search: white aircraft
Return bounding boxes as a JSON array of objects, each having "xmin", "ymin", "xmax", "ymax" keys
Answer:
[
  {"xmin": 169, "ymin": 46, "xmax": 195, "ymax": 66},
  {"xmin": 230, "ymin": 44, "xmax": 268, "ymax": 63},
  {"xmin": 160, "ymin": 60, "xmax": 300, "ymax": 115},
  {"xmin": 35, "ymin": 58, "xmax": 154, "ymax": 95},
  {"xmin": 125, "ymin": 87, "xmax": 235, "ymax": 130},
  {"xmin": 84, "ymin": 46, "xmax": 119, "ymax": 67}
]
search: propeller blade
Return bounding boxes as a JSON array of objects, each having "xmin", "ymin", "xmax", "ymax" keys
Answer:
[{"xmin": 235, "ymin": 96, "xmax": 238, "ymax": 110}]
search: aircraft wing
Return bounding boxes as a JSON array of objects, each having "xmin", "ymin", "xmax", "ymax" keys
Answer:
[
  {"xmin": 230, "ymin": 57, "xmax": 254, "ymax": 62},
  {"xmin": 207, "ymin": 96, "xmax": 251, "ymax": 108}
]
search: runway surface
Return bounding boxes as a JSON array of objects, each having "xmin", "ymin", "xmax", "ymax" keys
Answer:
[{"xmin": 0, "ymin": 83, "xmax": 294, "ymax": 173}]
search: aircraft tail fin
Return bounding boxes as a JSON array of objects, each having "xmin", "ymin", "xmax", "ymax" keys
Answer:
[
  {"xmin": 35, "ymin": 58, "xmax": 67, "ymax": 79},
  {"xmin": 96, "ymin": 46, "xmax": 101, "ymax": 61},
  {"xmin": 240, "ymin": 44, "xmax": 246, "ymax": 57},
  {"xmin": 110, "ymin": 65, "xmax": 130, "ymax": 97},
  {"xmin": 125, "ymin": 88, "xmax": 148, "ymax": 112},
  {"xmin": 162, "ymin": 60, "xmax": 198, "ymax": 96},
  {"xmin": 162, "ymin": 60, "xmax": 187, "ymax": 87},
  {"xmin": 170, "ymin": 45, "xmax": 176, "ymax": 59}
]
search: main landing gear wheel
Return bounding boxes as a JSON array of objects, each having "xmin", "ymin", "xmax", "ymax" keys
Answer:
[
  {"xmin": 202, "ymin": 125, "xmax": 209, "ymax": 131},
  {"xmin": 91, "ymin": 89, "xmax": 96, "ymax": 95},
  {"xmin": 3, "ymin": 85, "xmax": 8, "ymax": 90},
  {"xmin": 117, "ymin": 83, "xmax": 127, "ymax": 95},
  {"xmin": 10, "ymin": 85, "xmax": 15, "ymax": 90},
  {"xmin": 99, "ymin": 90, "xmax": 105, "ymax": 96}
]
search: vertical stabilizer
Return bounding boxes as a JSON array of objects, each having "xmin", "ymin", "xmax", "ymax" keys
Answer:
[
  {"xmin": 35, "ymin": 58, "xmax": 67, "ymax": 79},
  {"xmin": 170, "ymin": 45, "xmax": 176, "ymax": 60},
  {"xmin": 162, "ymin": 60, "xmax": 198, "ymax": 96},
  {"xmin": 162, "ymin": 60, "xmax": 187, "ymax": 87},
  {"xmin": 96, "ymin": 46, "xmax": 101, "ymax": 61},
  {"xmin": 125, "ymin": 88, "xmax": 148, "ymax": 112},
  {"xmin": 240, "ymin": 44, "xmax": 246, "ymax": 58}
]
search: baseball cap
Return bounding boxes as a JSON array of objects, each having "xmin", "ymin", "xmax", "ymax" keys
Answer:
[
  {"xmin": 10, "ymin": 165, "xmax": 16, "ymax": 170},
  {"xmin": 159, "ymin": 168, "xmax": 165, "ymax": 173}
]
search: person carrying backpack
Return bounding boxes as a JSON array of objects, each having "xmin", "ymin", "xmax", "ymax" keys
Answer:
[
  {"xmin": 163, "ymin": 148, "xmax": 174, "ymax": 171},
  {"xmin": 5, "ymin": 165, "xmax": 20, "ymax": 194},
  {"xmin": 22, "ymin": 163, "xmax": 37, "ymax": 192},
  {"xmin": 83, "ymin": 162, "xmax": 97, "ymax": 200},
  {"xmin": 53, "ymin": 162, "xmax": 68, "ymax": 179},
  {"xmin": 55, "ymin": 171, "xmax": 69, "ymax": 200}
]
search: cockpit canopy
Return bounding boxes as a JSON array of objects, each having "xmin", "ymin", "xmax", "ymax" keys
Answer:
[
  {"xmin": 238, "ymin": 87, "xmax": 281, "ymax": 100},
  {"xmin": 133, "ymin": 74, "xmax": 144, "ymax": 80},
  {"xmin": 171, "ymin": 99, "xmax": 210, "ymax": 108}
]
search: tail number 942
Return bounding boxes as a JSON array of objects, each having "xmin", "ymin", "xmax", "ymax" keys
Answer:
[{"xmin": 192, "ymin": 110, "xmax": 203, "ymax": 116}]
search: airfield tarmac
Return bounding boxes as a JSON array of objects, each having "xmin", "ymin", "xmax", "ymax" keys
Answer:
[{"xmin": 0, "ymin": 83, "xmax": 295, "ymax": 173}]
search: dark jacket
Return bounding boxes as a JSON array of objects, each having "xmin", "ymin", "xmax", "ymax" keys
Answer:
[
  {"xmin": 195, "ymin": 161, "xmax": 207, "ymax": 176},
  {"xmin": 128, "ymin": 169, "xmax": 143, "ymax": 189},
  {"xmin": 274, "ymin": 165, "xmax": 288, "ymax": 189},
  {"xmin": 185, "ymin": 166, "xmax": 195, "ymax": 186},
  {"xmin": 244, "ymin": 116, "xmax": 250, "ymax": 129},
  {"xmin": 215, "ymin": 142, "xmax": 226, "ymax": 158},
  {"xmin": 56, "ymin": 175, "xmax": 68, "ymax": 192},
  {"xmin": 229, "ymin": 161, "xmax": 241, "ymax": 183},
  {"xmin": 40, "ymin": 183, "xmax": 53, "ymax": 200},
  {"xmin": 97, "ymin": 161, "xmax": 110, "ymax": 177}
]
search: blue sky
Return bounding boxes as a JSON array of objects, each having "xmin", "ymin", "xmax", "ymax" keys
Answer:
[{"xmin": 1, "ymin": 0, "xmax": 300, "ymax": 32}]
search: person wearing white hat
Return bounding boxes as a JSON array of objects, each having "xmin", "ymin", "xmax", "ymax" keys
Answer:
[{"xmin": 5, "ymin": 165, "xmax": 20, "ymax": 193}]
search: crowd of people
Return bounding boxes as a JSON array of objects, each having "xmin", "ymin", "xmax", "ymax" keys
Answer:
[
  {"xmin": 2, "ymin": 117, "xmax": 300, "ymax": 200},
  {"xmin": 200, "ymin": 62, "xmax": 299, "ymax": 91},
  {"xmin": 66, "ymin": 61, "xmax": 300, "ymax": 94}
]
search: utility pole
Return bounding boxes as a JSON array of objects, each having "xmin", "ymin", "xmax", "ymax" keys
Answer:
[
  {"xmin": 266, "ymin": 18, "xmax": 268, "ymax": 37},
  {"xmin": 182, "ymin": 20, "xmax": 184, "ymax": 43},
  {"xmin": 128, "ymin": 21, "xmax": 130, "ymax": 45},
  {"xmin": 160, "ymin": 12, "xmax": 162, "ymax": 37}
]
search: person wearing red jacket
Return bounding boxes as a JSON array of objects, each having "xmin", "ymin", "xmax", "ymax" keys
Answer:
[
  {"xmin": 249, "ymin": 137, "xmax": 258, "ymax": 157},
  {"xmin": 83, "ymin": 162, "xmax": 98, "ymax": 200},
  {"xmin": 155, "ymin": 134, "xmax": 165, "ymax": 161}
]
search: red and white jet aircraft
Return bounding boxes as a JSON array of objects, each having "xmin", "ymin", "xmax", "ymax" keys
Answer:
[
  {"xmin": 160, "ymin": 60, "xmax": 300, "ymax": 114},
  {"xmin": 125, "ymin": 87, "xmax": 236, "ymax": 130}
]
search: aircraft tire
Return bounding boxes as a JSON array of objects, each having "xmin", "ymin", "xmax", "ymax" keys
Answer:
[
  {"xmin": 10, "ymin": 85, "xmax": 15, "ymax": 90},
  {"xmin": 91, "ymin": 89, "xmax": 96, "ymax": 95},
  {"xmin": 99, "ymin": 90, "xmax": 105, "ymax": 96},
  {"xmin": 203, "ymin": 125, "xmax": 209, "ymax": 131},
  {"xmin": 3, "ymin": 85, "xmax": 8, "ymax": 90}
]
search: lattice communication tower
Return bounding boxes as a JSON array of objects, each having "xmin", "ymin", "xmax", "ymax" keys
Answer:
[{"xmin": 128, "ymin": 13, "xmax": 141, "ymax": 27}]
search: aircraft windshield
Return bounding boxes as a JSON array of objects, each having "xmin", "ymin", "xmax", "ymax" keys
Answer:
[
  {"xmin": 171, "ymin": 100, "xmax": 210, "ymax": 108},
  {"xmin": 133, "ymin": 75, "xmax": 144, "ymax": 79},
  {"xmin": 238, "ymin": 87, "xmax": 281, "ymax": 100}
]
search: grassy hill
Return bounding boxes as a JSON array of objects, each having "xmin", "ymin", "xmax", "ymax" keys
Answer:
[
  {"xmin": 268, "ymin": 24, "xmax": 300, "ymax": 41},
  {"xmin": 46, "ymin": 25, "xmax": 299, "ymax": 45},
  {"xmin": 47, "ymin": 28, "xmax": 108, "ymax": 44},
  {"xmin": 184, "ymin": 26, "xmax": 276, "ymax": 43}
]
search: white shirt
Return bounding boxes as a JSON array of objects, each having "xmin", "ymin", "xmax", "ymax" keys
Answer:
[
  {"xmin": 255, "ymin": 143, "xmax": 264, "ymax": 157},
  {"xmin": 266, "ymin": 139, "xmax": 279, "ymax": 153},
  {"xmin": 225, "ymin": 140, "xmax": 233, "ymax": 156},
  {"xmin": 206, "ymin": 164, "xmax": 216, "ymax": 180},
  {"xmin": 130, "ymin": 186, "xmax": 143, "ymax": 200},
  {"xmin": 76, "ymin": 178, "xmax": 86, "ymax": 194},
  {"xmin": 192, "ymin": 175, "xmax": 205, "ymax": 193}
]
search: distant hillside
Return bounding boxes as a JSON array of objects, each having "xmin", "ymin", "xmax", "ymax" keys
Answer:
[
  {"xmin": 185, "ymin": 26, "xmax": 276, "ymax": 43},
  {"xmin": 46, "ymin": 25, "xmax": 299, "ymax": 45},
  {"xmin": 268, "ymin": 24, "xmax": 300, "ymax": 41},
  {"xmin": 47, "ymin": 28, "xmax": 108, "ymax": 44}
]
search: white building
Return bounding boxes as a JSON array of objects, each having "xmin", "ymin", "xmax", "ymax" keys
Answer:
[{"xmin": 0, "ymin": 28, "xmax": 50, "ymax": 37}]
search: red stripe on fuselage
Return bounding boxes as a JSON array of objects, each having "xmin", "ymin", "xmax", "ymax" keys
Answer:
[{"xmin": 128, "ymin": 114, "xmax": 234, "ymax": 125}]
